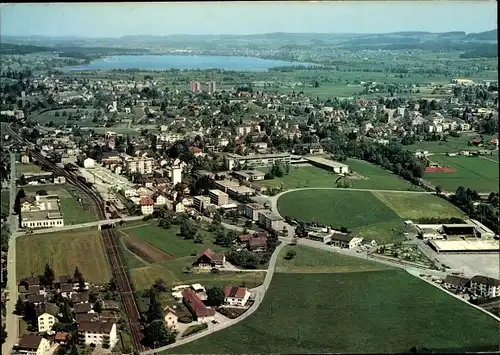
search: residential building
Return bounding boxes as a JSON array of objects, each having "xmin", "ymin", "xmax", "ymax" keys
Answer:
[
  {"xmin": 443, "ymin": 275, "xmax": 469, "ymax": 293},
  {"xmin": 170, "ymin": 166, "xmax": 182, "ymax": 185},
  {"xmin": 207, "ymin": 81, "xmax": 216, "ymax": 94},
  {"xmin": 224, "ymin": 153, "xmax": 291, "ymax": 170},
  {"xmin": 83, "ymin": 158, "xmax": 96, "ymax": 169},
  {"xmin": 14, "ymin": 334, "xmax": 52, "ymax": 355},
  {"xmin": 140, "ymin": 196, "xmax": 154, "ymax": 215},
  {"xmin": 181, "ymin": 289, "xmax": 215, "ymax": 322},
  {"xmin": 208, "ymin": 189, "xmax": 229, "ymax": 206},
  {"xmin": 163, "ymin": 306, "xmax": 179, "ymax": 331},
  {"xmin": 330, "ymin": 234, "xmax": 364, "ymax": 249},
  {"xmin": 244, "ymin": 203, "xmax": 266, "ymax": 221},
  {"xmin": 257, "ymin": 210, "xmax": 284, "ymax": 231},
  {"xmin": 469, "ymin": 276, "xmax": 500, "ymax": 298},
  {"xmin": 77, "ymin": 321, "xmax": 118, "ymax": 349},
  {"xmin": 236, "ymin": 125, "xmax": 260, "ymax": 136},
  {"xmin": 125, "ymin": 156, "xmax": 153, "ymax": 174},
  {"xmin": 192, "ymin": 248, "xmax": 225, "ymax": 269},
  {"xmin": 247, "ymin": 236, "xmax": 268, "ymax": 252},
  {"xmin": 36, "ymin": 303, "xmax": 59, "ymax": 333},
  {"xmin": 193, "ymin": 196, "xmax": 211, "ymax": 212},
  {"xmin": 189, "ymin": 81, "xmax": 201, "ymax": 93},
  {"xmin": 173, "ymin": 201, "xmax": 185, "ymax": 213},
  {"xmin": 21, "ymin": 154, "xmax": 30, "ymax": 164},
  {"xmin": 224, "ymin": 286, "xmax": 251, "ymax": 307}
]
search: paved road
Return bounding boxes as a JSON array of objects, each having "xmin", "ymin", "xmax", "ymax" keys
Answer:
[
  {"xmin": 480, "ymin": 156, "xmax": 499, "ymax": 164},
  {"xmin": 12, "ymin": 215, "xmax": 145, "ymax": 237},
  {"xmin": 140, "ymin": 231, "xmax": 287, "ymax": 354},
  {"xmin": 3, "ymin": 153, "xmax": 19, "ymax": 355}
]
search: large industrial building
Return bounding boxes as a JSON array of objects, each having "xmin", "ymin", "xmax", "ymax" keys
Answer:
[{"xmin": 224, "ymin": 153, "xmax": 291, "ymax": 170}]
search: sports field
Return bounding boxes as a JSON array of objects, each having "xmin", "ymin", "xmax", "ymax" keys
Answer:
[
  {"xmin": 372, "ymin": 192, "xmax": 465, "ymax": 220},
  {"xmin": 166, "ymin": 270, "xmax": 500, "ymax": 354},
  {"xmin": 276, "ymin": 245, "xmax": 392, "ymax": 273},
  {"xmin": 16, "ymin": 228, "xmax": 111, "ymax": 284},
  {"xmin": 405, "ymin": 135, "xmax": 497, "ymax": 153},
  {"xmin": 424, "ymin": 155, "xmax": 499, "ymax": 192}
]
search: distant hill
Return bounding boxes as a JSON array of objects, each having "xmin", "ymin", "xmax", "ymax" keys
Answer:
[
  {"xmin": 465, "ymin": 29, "xmax": 497, "ymax": 41},
  {"xmin": 0, "ymin": 42, "xmax": 149, "ymax": 56}
]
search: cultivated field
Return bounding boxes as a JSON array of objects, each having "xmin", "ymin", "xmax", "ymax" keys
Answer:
[
  {"xmin": 405, "ymin": 134, "xmax": 497, "ymax": 153},
  {"xmin": 276, "ymin": 245, "xmax": 392, "ymax": 273},
  {"xmin": 166, "ymin": 270, "xmax": 500, "ymax": 354},
  {"xmin": 16, "ymin": 228, "xmax": 111, "ymax": 284},
  {"xmin": 15, "ymin": 163, "xmax": 42, "ymax": 178},
  {"xmin": 424, "ymin": 155, "xmax": 499, "ymax": 192},
  {"xmin": 372, "ymin": 192, "xmax": 465, "ymax": 220},
  {"xmin": 124, "ymin": 235, "xmax": 174, "ymax": 263},
  {"xmin": 278, "ymin": 189, "xmax": 400, "ymax": 231}
]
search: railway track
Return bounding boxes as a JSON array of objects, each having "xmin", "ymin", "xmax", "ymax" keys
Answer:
[{"xmin": 7, "ymin": 125, "xmax": 147, "ymax": 351}]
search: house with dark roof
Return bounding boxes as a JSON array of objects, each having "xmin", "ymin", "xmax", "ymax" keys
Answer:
[
  {"xmin": 181, "ymin": 289, "xmax": 215, "ymax": 322},
  {"xmin": 470, "ymin": 276, "xmax": 500, "ymax": 298},
  {"xmin": 27, "ymin": 294, "xmax": 46, "ymax": 305},
  {"xmin": 192, "ymin": 248, "xmax": 225, "ymax": 269},
  {"xmin": 74, "ymin": 303, "xmax": 93, "ymax": 314},
  {"xmin": 247, "ymin": 236, "xmax": 268, "ymax": 252},
  {"xmin": 15, "ymin": 334, "xmax": 52, "ymax": 354},
  {"xmin": 59, "ymin": 283, "xmax": 74, "ymax": 298},
  {"xmin": 443, "ymin": 275, "xmax": 469, "ymax": 293},
  {"xmin": 224, "ymin": 286, "xmax": 251, "ymax": 307},
  {"xmin": 71, "ymin": 292, "xmax": 89, "ymax": 304}
]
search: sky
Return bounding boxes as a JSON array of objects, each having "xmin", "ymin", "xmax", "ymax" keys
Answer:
[{"xmin": 0, "ymin": 1, "xmax": 497, "ymax": 38}]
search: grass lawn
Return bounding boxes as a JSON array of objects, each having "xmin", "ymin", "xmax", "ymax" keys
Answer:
[
  {"xmin": 15, "ymin": 163, "xmax": 42, "ymax": 178},
  {"xmin": 278, "ymin": 189, "xmax": 400, "ymax": 230},
  {"xmin": 259, "ymin": 166, "xmax": 338, "ymax": 189},
  {"xmin": 352, "ymin": 218, "xmax": 407, "ymax": 245},
  {"xmin": 276, "ymin": 245, "xmax": 393, "ymax": 273},
  {"xmin": 346, "ymin": 159, "xmax": 422, "ymax": 191},
  {"xmin": 16, "ymin": 228, "xmax": 111, "ymax": 284},
  {"xmin": 372, "ymin": 192, "xmax": 465, "ymax": 220},
  {"xmin": 166, "ymin": 270, "xmax": 500, "ymax": 354},
  {"xmin": 424, "ymin": 155, "xmax": 499, "ymax": 192},
  {"xmin": 1, "ymin": 190, "xmax": 9, "ymax": 215},
  {"xmin": 31, "ymin": 108, "xmax": 97, "ymax": 125}
]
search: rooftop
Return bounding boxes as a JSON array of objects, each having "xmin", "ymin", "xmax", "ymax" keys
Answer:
[
  {"xmin": 303, "ymin": 156, "xmax": 349, "ymax": 169},
  {"xmin": 430, "ymin": 239, "xmax": 500, "ymax": 252}
]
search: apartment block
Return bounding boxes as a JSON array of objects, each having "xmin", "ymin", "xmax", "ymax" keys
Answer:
[{"xmin": 208, "ymin": 189, "xmax": 229, "ymax": 206}]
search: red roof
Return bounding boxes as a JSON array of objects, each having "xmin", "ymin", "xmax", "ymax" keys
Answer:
[
  {"xmin": 189, "ymin": 146, "xmax": 202, "ymax": 154},
  {"xmin": 471, "ymin": 138, "xmax": 482, "ymax": 143},
  {"xmin": 139, "ymin": 196, "xmax": 154, "ymax": 206},
  {"xmin": 224, "ymin": 286, "xmax": 247, "ymax": 298},
  {"xmin": 54, "ymin": 332, "xmax": 69, "ymax": 342},
  {"xmin": 248, "ymin": 236, "xmax": 268, "ymax": 248},
  {"xmin": 238, "ymin": 234, "xmax": 253, "ymax": 242},
  {"xmin": 182, "ymin": 289, "xmax": 215, "ymax": 318}
]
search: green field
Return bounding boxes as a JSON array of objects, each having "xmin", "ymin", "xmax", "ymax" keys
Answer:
[
  {"xmin": 118, "ymin": 223, "xmax": 265, "ymax": 290},
  {"xmin": 372, "ymin": 192, "xmax": 465, "ymax": 220},
  {"xmin": 276, "ymin": 245, "xmax": 393, "ymax": 273},
  {"xmin": 424, "ymin": 155, "xmax": 499, "ymax": 192},
  {"xmin": 260, "ymin": 160, "xmax": 420, "ymax": 191},
  {"xmin": 31, "ymin": 108, "xmax": 98, "ymax": 125},
  {"xmin": 166, "ymin": 270, "xmax": 500, "ymax": 354},
  {"xmin": 278, "ymin": 189, "xmax": 400, "ymax": 230},
  {"xmin": 405, "ymin": 135, "xmax": 497, "ymax": 153},
  {"xmin": 16, "ymin": 228, "xmax": 111, "ymax": 284}
]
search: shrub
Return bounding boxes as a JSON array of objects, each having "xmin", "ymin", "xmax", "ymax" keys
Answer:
[
  {"xmin": 182, "ymin": 323, "xmax": 208, "ymax": 337},
  {"xmin": 178, "ymin": 315, "xmax": 193, "ymax": 324}
]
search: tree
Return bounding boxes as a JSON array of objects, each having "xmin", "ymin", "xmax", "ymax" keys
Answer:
[
  {"xmin": 206, "ymin": 286, "xmax": 225, "ymax": 307},
  {"xmin": 285, "ymin": 250, "xmax": 297, "ymax": 260},
  {"xmin": 44, "ymin": 264, "xmax": 55, "ymax": 287},
  {"xmin": 145, "ymin": 320, "xmax": 175, "ymax": 347},
  {"xmin": 74, "ymin": 267, "xmax": 85, "ymax": 289},
  {"xmin": 60, "ymin": 301, "xmax": 73, "ymax": 323},
  {"xmin": 36, "ymin": 189, "xmax": 48, "ymax": 196},
  {"xmin": 146, "ymin": 292, "xmax": 163, "ymax": 323},
  {"xmin": 14, "ymin": 298, "xmax": 25, "ymax": 315},
  {"xmin": 152, "ymin": 278, "xmax": 167, "ymax": 293},
  {"xmin": 0, "ymin": 325, "xmax": 6, "ymax": 345},
  {"xmin": 180, "ymin": 219, "xmax": 197, "ymax": 239},
  {"xmin": 215, "ymin": 229, "xmax": 235, "ymax": 247},
  {"xmin": 435, "ymin": 185, "xmax": 443, "ymax": 196}
]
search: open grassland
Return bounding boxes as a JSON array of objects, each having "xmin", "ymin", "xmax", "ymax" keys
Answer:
[
  {"xmin": 278, "ymin": 189, "xmax": 400, "ymax": 230},
  {"xmin": 31, "ymin": 108, "xmax": 97, "ymax": 125},
  {"xmin": 15, "ymin": 163, "xmax": 42, "ymax": 178},
  {"xmin": 16, "ymin": 228, "xmax": 111, "ymax": 284},
  {"xmin": 352, "ymin": 218, "xmax": 407, "ymax": 245},
  {"xmin": 346, "ymin": 159, "xmax": 422, "ymax": 191},
  {"xmin": 166, "ymin": 270, "xmax": 500, "ymax": 354},
  {"xmin": 372, "ymin": 192, "xmax": 465, "ymax": 220},
  {"xmin": 259, "ymin": 166, "xmax": 338, "ymax": 189},
  {"xmin": 276, "ymin": 245, "xmax": 393, "ymax": 273},
  {"xmin": 424, "ymin": 155, "xmax": 499, "ymax": 192},
  {"xmin": 405, "ymin": 135, "xmax": 497, "ymax": 153}
]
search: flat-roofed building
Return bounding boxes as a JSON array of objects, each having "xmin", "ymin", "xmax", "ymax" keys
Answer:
[
  {"xmin": 330, "ymin": 234, "xmax": 363, "ymax": 249},
  {"xmin": 244, "ymin": 203, "xmax": 266, "ymax": 221},
  {"xmin": 224, "ymin": 153, "xmax": 291, "ymax": 170},
  {"xmin": 193, "ymin": 196, "xmax": 211, "ymax": 212},
  {"xmin": 303, "ymin": 156, "xmax": 349, "ymax": 174},
  {"xmin": 208, "ymin": 189, "xmax": 229, "ymax": 206},
  {"xmin": 429, "ymin": 239, "xmax": 500, "ymax": 254},
  {"xmin": 257, "ymin": 210, "xmax": 284, "ymax": 231},
  {"xmin": 233, "ymin": 170, "xmax": 266, "ymax": 182}
]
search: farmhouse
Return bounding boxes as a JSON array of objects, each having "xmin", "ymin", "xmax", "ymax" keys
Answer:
[
  {"xmin": 163, "ymin": 306, "xmax": 179, "ymax": 331},
  {"xmin": 181, "ymin": 289, "xmax": 216, "ymax": 322},
  {"xmin": 14, "ymin": 334, "xmax": 52, "ymax": 354},
  {"xmin": 224, "ymin": 286, "xmax": 251, "ymax": 307},
  {"xmin": 469, "ymin": 276, "xmax": 500, "ymax": 298},
  {"xmin": 192, "ymin": 248, "xmax": 226, "ymax": 269},
  {"xmin": 77, "ymin": 320, "xmax": 118, "ymax": 349},
  {"xmin": 303, "ymin": 156, "xmax": 349, "ymax": 174}
]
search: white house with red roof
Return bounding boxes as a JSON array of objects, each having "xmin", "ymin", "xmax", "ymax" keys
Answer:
[
  {"xmin": 140, "ymin": 196, "xmax": 154, "ymax": 215},
  {"xmin": 189, "ymin": 146, "xmax": 204, "ymax": 157},
  {"xmin": 224, "ymin": 286, "xmax": 250, "ymax": 307}
]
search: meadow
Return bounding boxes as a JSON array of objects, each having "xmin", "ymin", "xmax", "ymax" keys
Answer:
[
  {"xmin": 15, "ymin": 163, "xmax": 42, "ymax": 178},
  {"xmin": 16, "ymin": 228, "xmax": 111, "ymax": 284},
  {"xmin": 405, "ymin": 134, "xmax": 496, "ymax": 153},
  {"xmin": 372, "ymin": 192, "xmax": 465, "ymax": 220},
  {"xmin": 424, "ymin": 155, "xmax": 499, "ymax": 192},
  {"xmin": 165, "ymin": 270, "xmax": 500, "ymax": 354}
]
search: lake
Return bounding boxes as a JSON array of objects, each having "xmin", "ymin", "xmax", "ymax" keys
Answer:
[{"xmin": 64, "ymin": 55, "xmax": 318, "ymax": 72}]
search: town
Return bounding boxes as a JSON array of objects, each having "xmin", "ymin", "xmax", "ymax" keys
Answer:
[{"xmin": 0, "ymin": 3, "xmax": 499, "ymax": 355}]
